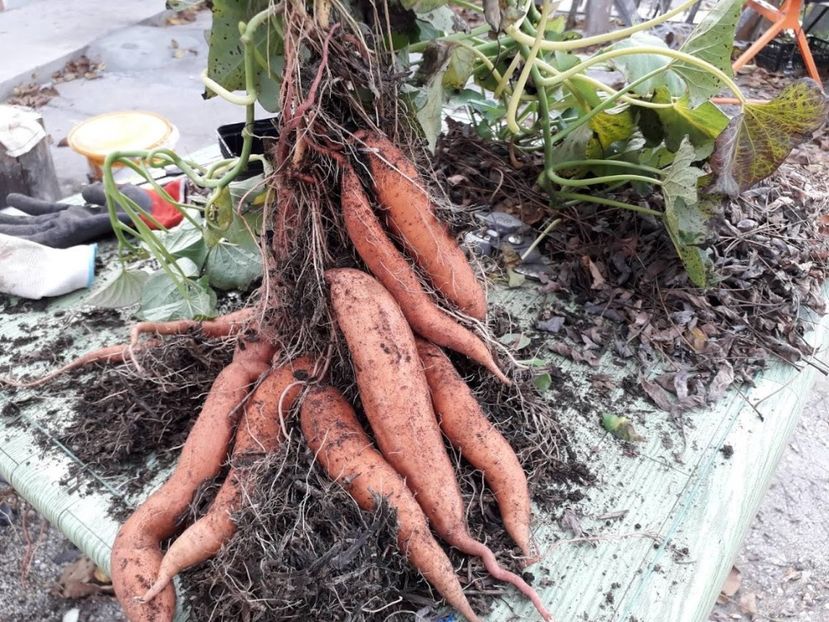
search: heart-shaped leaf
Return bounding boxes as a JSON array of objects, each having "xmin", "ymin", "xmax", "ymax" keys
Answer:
[
  {"xmin": 610, "ymin": 33, "xmax": 684, "ymax": 97},
  {"xmin": 87, "ymin": 269, "xmax": 149, "ymax": 308},
  {"xmin": 139, "ymin": 273, "xmax": 217, "ymax": 321},
  {"xmin": 709, "ymin": 78, "xmax": 829, "ymax": 195}
]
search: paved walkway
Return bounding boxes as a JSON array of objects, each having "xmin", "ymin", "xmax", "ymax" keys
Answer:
[{"xmin": 0, "ymin": 0, "xmax": 167, "ymax": 100}]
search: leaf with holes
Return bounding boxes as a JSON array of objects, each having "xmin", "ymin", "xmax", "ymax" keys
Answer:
[
  {"xmin": 673, "ymin": 0, "xmax": 743, "ymax": 105},
  {"xmin": 206, "ymin": 0, "xmax": 277, "ymax": 97},
  {"xmin": 709, "ymin": 78, "xmax": 829, "ymax": 196}
]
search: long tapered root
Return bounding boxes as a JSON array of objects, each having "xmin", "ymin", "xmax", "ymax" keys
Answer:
[
  {"xmin": 1, "ymin": 309, "xmax": 256, "ymax": 390},
  {"xmin": 0, "ymin": 341, "xmax": 160, "ymax": 389},
  {"xmin": 139, "ymin": 356, "xmax": 315, "ymax": 605},
  {"xmin": 111, "ymin": 338, "xmax": 275, "ymax": 622},
  {"xmin": 453, "ymin": 535, "xmax": 551, "ymax": 621},
  {"xmin": 340, "ymin": 165, "xmax": 509, "ymax": 384}
]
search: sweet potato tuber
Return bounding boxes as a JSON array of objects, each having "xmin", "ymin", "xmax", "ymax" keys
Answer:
[
  {"xmin": 140, "ymin": 356, "xmax": 315, "ymax": 603},
  {"xmin": 354, "ymin": 130, "xmax": 487, "ymax": 320},
  {"xmin": 416, "ymin": 338, "xmax": 536, "ymax": 562},
  {"xmin": 111, "ymin": 337, "xmax": 276, "ymax": 622},
  {"xmin": 129, "ymin": 308, "xmax": 255, "ymax": 347},
  {"xmin": 340, "ymin": 165, "xmax": 508, "ymax": 384},
  {"xmin": 301, "ymin": 385, "xmax": 480, "ymax": 622},
  {"xmin": 326, "ymin": 268, "xmax": 549, "ymax": 619}
]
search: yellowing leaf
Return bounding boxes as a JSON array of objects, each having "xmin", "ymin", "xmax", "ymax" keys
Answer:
[
  {"xmin": 442, "ymin": 45, "xmax": 476, "ymax": 89},
  {"xmin": 709, "ymin": 79, "xmax": 829, "ymax": 195},
  {"xmin": 652, "ymin": 87, "xmax": 729, "ymax": 155},
  {"xmin": 589, "ymin": 108, "xmax": 635, "ymax": 152}
]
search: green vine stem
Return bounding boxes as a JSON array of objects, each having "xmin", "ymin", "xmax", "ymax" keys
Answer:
[
  {"xmin": 556, "ymin": 191, "xmax": 663, "ymax": 217},
  {"xmin": 100, "ymin": 3, "xmax": 277, "ymax": 272},
  {"xmin": 547, "ymin": 168, "xmax": 662, "ymax": 187},
  {"xmin": 508, "ymin": 0, "xmax": 700, "ymax": 51},
  {"xmin": 532, "ymin": 46, "xmax": 745, "ymax": 103},
  {"xmin": 408, "ymin": 24, "xmax": 491, "ymax": 53},
  {"xmin": 506, "ymin": 0, "xmax": 552, "ymax": 133},
  {"xmin": 551, "ymin": 159, "xmax": 665, "ymax": 176}
]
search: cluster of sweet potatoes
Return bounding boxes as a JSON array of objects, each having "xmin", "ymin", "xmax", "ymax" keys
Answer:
[{"xmin": 3, "ymin": 132, "xmax": 549, "ymax": 621}]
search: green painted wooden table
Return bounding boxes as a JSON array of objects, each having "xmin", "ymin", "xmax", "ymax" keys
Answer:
[{"xmin": 1, "ymin": 157, "xmax": 825, "ymax": 621}]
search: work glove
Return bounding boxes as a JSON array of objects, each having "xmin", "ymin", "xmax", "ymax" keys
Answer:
[{"xmin": 0, "ymin": 178, "xmax": 186, "ymax": 249}]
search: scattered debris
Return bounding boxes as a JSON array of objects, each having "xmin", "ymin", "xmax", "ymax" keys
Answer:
[
  {"xmin": 55, "ymin": 556, "xmax": 112, "ymax": 598},
  {"xmin": 6, "ymin": 83, "xmax": 60, "ymax": 108},
  {"xmin": 720, "ymin": 566, "xmax": 743, "ymax": 600},
  {"xmin": 602, "ymin": 414, "xmax": 645, "ymax": 443},
  {"xmin": 435, "ymin": 71, "xmax": 829, "ymax": 414},
  {"xmin": 52, "ymin": 56, "xmax": 105, "ymax": 83}
]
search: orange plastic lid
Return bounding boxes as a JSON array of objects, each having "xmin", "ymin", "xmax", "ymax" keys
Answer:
[{"xmin": 67, "ymin": 111, "xmax": 176, "ymax": 163}]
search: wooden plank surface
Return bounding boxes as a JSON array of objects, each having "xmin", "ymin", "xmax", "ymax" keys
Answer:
[{"xmin": 0, "ymin": 150, "xmax": 825, "ymax": 620}]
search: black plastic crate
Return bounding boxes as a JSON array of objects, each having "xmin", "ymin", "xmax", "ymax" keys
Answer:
[
  {"xmin": 755, "ymin": 36, "xmax": 797, "ymax": 73},
  {"xmin": 217, "ymin": 117, "xmax": 279, "ymax": 177},
  {"xmin": 792, "ymin": 35, "xmax": 829, "ymax": 73}
]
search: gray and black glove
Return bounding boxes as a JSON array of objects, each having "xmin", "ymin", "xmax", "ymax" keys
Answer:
[{"xmin": 0, "ymin": 179, "xmax": 186, "ymax": 249}]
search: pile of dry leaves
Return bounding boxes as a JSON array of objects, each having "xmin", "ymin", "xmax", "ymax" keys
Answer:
[{"xmin": 435, "ymin": 119, "xmax": 829, "ymax": 413}]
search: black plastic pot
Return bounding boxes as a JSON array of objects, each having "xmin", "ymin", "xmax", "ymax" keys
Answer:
[{"xmin": 217, "ymin": 117, "xmax": 279, "ymax": 177}]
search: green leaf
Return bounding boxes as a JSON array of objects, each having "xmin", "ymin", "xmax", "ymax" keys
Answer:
[
  {"xmin": 661, "ymin": 138, "xmax": 712, "ymax": 287},
  {"xmin": 550, "ymin": 123, "xmax": 593, "ymax": 167},
  {"xmin": 205, "ymin": 210, "xmax": 263, "ymax": 291},
  {"xmin": 673, "ymin": 0, "xmax": 743, "ymax": 106},
  {"xmin": 256, "ymin": 56, "xmax": 284, "ymax": 112},
  {"xmin": 709, "ymin": 78, "xmax": 829, "ymax": 196},
  {"xmin": 415, "ymin": 5, "xmax": 459, "ymax": 40},
  {"xmin": 639, "ymin": 144, "xmax": 676, "ymax": 169},
  {"xmin": 610, "ymin": 33, "xmax": 684, "ymax": 97},
  {"xmin": 139, "ymin": 272, "xmax": 217, "ymax": 321},
  {"xmin": 652, "ymin": 87, "xmax": 729, "ymax": 155},
  {"xmin": 153, "ymin": 223, "xmax": 208, "ymax": 268},
  {"xmin": 602, "ymin": 414, "xmax": 645, "ymax": 442},
  {"xmin": 229, "ymin": 172, "xmax": 269, "ymax": 212},
  {"xmin": 407, "ymin": 42, "xmax": 452, "ymax": 152},
  {"xmin": 174, "ymin": 257, "xmax": 201, "ymax": 278},
  {"xmin": 87, "ymin": 269, "xmax": 149, "ymax": 308},
  {"xmin": 205, "ymin": 0, "xmax": 278, "ymax": 96},
  {"xmin": 662, "ymin": 139, "xmax": 704, "ymax": 212},
  {"xmin": 533, "ymin": 372, "xmax": 553, "ymax": 392},
  {"xmin": 205, "ymin": 242, "xmax": 262, "ymax": 291},
  {"xmin": 442, "ymin": 45, "xmax": 476, "ymax": 89}
]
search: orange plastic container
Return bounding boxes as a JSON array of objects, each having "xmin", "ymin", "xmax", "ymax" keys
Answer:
[{"xmin": 67, "ymin": 111, "xmax": 179, "ymax": 180}]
